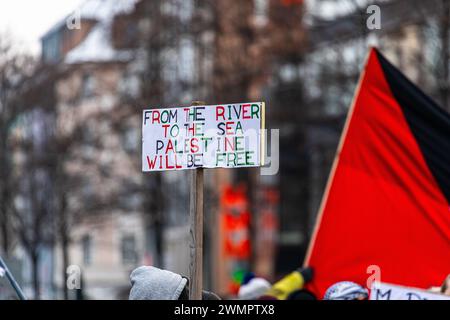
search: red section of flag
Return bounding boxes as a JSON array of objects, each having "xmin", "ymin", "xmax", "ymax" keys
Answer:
[{"xmin": 305, "ymin": 48, "xmax": 450, "ymax": 299}]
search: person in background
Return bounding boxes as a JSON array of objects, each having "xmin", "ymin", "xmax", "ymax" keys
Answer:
[
  {"xmin": 129, "ymin": 266, "xmax": 220, "ymax": 300},
  {"xmin": 238, "ymin": 272, "xmax": 271, "ymax": 300},
  {"xmin": 323, "ymin": 281, "xmax": 369, "ymax": 300}
]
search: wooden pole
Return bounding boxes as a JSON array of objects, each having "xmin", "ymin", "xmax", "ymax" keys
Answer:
[{"xmin": 189, "ymin": 101, "xmax": 205, "ymax": 300}]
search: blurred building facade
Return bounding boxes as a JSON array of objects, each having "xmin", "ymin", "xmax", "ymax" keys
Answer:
[{"xmin": 40, "ymin": 0, "xmax": 146, "ymax": 299}]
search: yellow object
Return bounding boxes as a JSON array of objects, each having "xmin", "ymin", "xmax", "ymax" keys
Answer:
[{"xmin": 264, "ymin": 271, "xmax": 305, "ymax": 300}]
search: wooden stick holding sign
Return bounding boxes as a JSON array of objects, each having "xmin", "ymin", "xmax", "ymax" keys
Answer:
[
  {"xmin": 142, "ymin": 101, "xmax": 265, "ymax": 299},
  {"xmin": 189, "ymin": 101, "xmax": 205, "ymax": 300}
]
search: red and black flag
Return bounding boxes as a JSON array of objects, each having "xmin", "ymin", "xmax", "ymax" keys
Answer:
[{"xmin": 304, "ymin": 48, "xmax": 450, "ymax": 298}]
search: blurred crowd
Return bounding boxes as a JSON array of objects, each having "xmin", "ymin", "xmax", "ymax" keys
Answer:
[{"xmin": 128, "ymin": 266, "xmax": 450, "ymax": 300}]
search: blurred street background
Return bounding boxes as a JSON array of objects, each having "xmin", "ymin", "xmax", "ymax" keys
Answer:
[{"xmin": 0, "ymin": 0, "xmax": 449, "ymax": 299}]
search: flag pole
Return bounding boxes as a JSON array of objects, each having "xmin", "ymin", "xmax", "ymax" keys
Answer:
[
  {"xmin": 303, "ymin": 48, "xmax": 375, "ymax": 267},
  {"xmin": 0, "ymin": 255, "xmax": 27, "ymax": 300},
  {"xmin": 189, "ymin": 101, "xmax": 205, "ymax": 300}
]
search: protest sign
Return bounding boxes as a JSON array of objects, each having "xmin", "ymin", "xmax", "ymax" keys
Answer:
[
  {"xmin": 142, "ymin": 102, "xmax": 265, "ymax": 172},
  {"xmin": 370, "ymin": 282, "xmax": 450, "ymax": 300}
]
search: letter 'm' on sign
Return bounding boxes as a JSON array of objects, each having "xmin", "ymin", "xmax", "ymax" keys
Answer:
[
  {"xmin": 142, "ymin": 102, "xmax": 265, "ymax": 172},
  {"xmin": 375, "ymin": 288, "xmax": 391, "ymax": 300}
]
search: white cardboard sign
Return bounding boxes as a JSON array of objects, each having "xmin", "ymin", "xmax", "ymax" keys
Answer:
[
  {"xmin": 142, "ymin": 102, "xmax": 265, "ymax": 172},
  {"xmin": 370, "ymin": 282, "xmax": 450, "ymax": 300}
]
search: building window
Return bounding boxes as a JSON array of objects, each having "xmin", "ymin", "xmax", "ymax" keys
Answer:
[
  {"xmin": 179, "ymin": 38, "xmax": 194, "ymax": 83},
  {"xmin": 81, "ymin": 72, "xmax": 95, "ymax": 98},
  {"xmin": 122, "ymin": 127, "xmax": 139, "ymax": 153},
  {"xmin": 81, "ymin": 177, "xmax": 95, "ymax": 203},
  {"xmin": 254, "ymin": 0, "xmax": 268, "ymax": 26},
  {"xmin": 82, "ymin": 235, "xmax": 92, "ymax": 266},
  {"xmin": 121, "ymin": 235, "xmax": 138, "ymax": 265},
  {"xmin": 42, "ymin": 31, "xmax": 62, "ymax": 63}
]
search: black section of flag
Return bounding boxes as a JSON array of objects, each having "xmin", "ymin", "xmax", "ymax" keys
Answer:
[{"xmin": 376, "ymin": 49, "xmax": 450, "ymax": 203}]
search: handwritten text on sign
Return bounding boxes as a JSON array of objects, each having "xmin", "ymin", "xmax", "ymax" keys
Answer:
[
  {"xmin": 370, "ymin": 282, "xmax": 450, "ymax": 300},
  {"xmin": 142, "ymin": 102, "xmax": 265, "ymax": 171}
]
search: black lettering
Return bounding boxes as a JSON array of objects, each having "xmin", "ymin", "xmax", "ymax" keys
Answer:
[
  {"xmin": 375, "ymin": 289, "xmax": 391, "ymax": 300},
  {"xmin": 156, "ymin": 140, "xmax": 164, "ymax": 154},
  {"xmin": 217, "ymin": 122, "xmax": 225, "ymax": 135}
]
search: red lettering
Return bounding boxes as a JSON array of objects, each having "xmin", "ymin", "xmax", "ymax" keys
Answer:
[
  {"xmin": 226, "ymin": 121, "xmax": 235, "ymax": 135},
  {"xmin": 185, "ymin": 123, "xmax": 195, "ymax": 136},
  {"xmin": 174, "ymin": 154, "xmax": 183, "ymax": 169},
  {"xmin": 165, "ymin": 140, "xmax": 174, "ymax": 153},
  {"xmin": 216, "ymin": 106, "xmax": 225, "ymax": 121},
  {"xmin": 190, "ymin": 138, "xmax": 199, "ymax": 153},
  {"xmin": 152, "ymin": 110, "xmax": 160, "ymax": 124},
  {"xmin": 162, "ymin": 124, "xmax": 170, "ymax": 137},
  {"xmin": 147, "ymin": 156, "xmax": 157, "ymax": 170},
  {"xmin": 165, "ymin": 155, "xmax": 175, "ymax": 169},
  {"xmin": 183, "ymin": 108, "xmax": 190, "ymax": 121},
  {"xmin": 225, "ymin": 136, "xmax": 234, "ymax": 152},
  {"xmin": 242, "ymin": 104, "xmax": 251, "ymax": 119}
]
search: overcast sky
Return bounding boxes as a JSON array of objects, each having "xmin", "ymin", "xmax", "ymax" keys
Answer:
[{"xmin": 0, "ymin": 0, "xmax": 85, "ymax": 55}]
